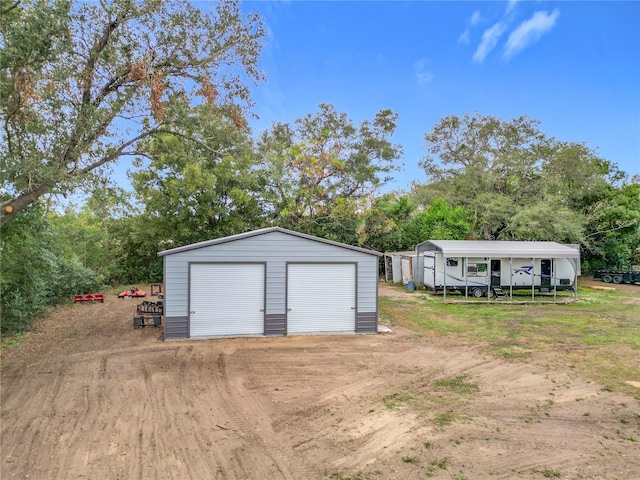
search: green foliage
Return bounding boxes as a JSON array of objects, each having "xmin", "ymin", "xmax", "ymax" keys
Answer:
[
  {"xmin": 414, "ymin": 112, "xmax": 638, "ymax": 267},
  {"xmin": 1, "ymin": 202, "xmax": 102, "ymax": 334},
  {"xmin": 127, "ymin": 98, "xmax": 264, "ymax": 273},
  {"xmin": 582, "ymin": 183, "xmax": 640, "ymax": 269},
  {"xmin": 1, "ymin": 0, "xmax": 264, "ymax": 225},
  {"xmin": 404, "ymin": 198, "xmax": 472, "ymax": 245},
  {"xmin": 356, "ymin": 194, "xmax": 416, "ymax": 252},
  {"xmin": 257, "ymin": 103, "xmax": 402, "ymax": 242}
]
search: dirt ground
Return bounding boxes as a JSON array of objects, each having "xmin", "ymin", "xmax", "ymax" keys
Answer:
[{"xmin": 1, "ymin": 281, "xmax": 639, "ymax": 479}]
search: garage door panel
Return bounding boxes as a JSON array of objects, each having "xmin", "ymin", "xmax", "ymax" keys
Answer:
[
  {"xmin": 287, "ymin": 264, "xmax": 355, "ymax": 334},
  {"xmin": 190, "ymin": 264, "xmax": 264, "ymax": 337}
]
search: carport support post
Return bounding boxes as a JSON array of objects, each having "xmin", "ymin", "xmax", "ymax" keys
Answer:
[
  {"xmin": 465, "ymin": 257, "xmax": 469, "ymax": 300},
  {"xmin": 531, "ymin": 257, "xmax": 535, "ymax": 302},
  {"xmin": 443, "ymin": 256, "xmax": 447, "ymax": 300},
  {"xmin": 553, "ymin": 258, "xmax": 557, "ymax": 303},
  {"xmin": 573, "ymin": 259, "xmax": 578, "ymax": 300},
  {"xmin": 487, "ymin": 256, "xmax": 491, "ymax": 301},
  {"xmin": 509, "ymin": 257, "xmax": 513, "ymax": 299}
]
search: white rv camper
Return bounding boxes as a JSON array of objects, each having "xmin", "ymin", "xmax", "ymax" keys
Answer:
[{"xmin": 416, "ymin": 240, "xmax": 580, "ymax": 299}]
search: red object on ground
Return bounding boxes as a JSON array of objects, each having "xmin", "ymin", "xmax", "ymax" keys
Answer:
[
  {"xmin": 118, "ymin": 287, "xmax": 147, "ymax": 299},
  {"xmin": 73, "ymin": 293, "xmax": 104, "ymax": 303}
]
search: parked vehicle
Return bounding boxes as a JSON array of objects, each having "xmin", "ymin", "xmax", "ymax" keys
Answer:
[
  {"xmin": 593, "ymin": 269, "xmax": 640, "ymax": 285},
  {"xmin": 416, "ymin": 240, "xmax": 580, "ymax": 299}
]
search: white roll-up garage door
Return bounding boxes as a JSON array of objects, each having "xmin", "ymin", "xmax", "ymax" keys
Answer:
[
  {"xmin": 190, "ymin": 263, "xmax": 265, "ymax": 337},
  {"xmin": 287, "ymin": 263, "xmax": 356, "ymax": 334}
]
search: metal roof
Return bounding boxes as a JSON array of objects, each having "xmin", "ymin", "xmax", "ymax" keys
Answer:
[
  {"xmin": 158, "ymin": 227, "xmax": 382, "ymax": 257},
  {"xmin": 416, "ymin": 240, "xmax": 580, "ymax": 259}
]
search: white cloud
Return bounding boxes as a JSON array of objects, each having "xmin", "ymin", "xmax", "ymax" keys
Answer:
[
  {"xmin": 473, "ymin": 22, "xmax": 506, "ymax": 63},
  {"xmin": 459, "ymin": 10, "xmax": 483, "ymax": 44},
  {"xmin": 413, "ymin": 58, "xmax": 434, "ymax": 85},
  {"xmin": 506, "ymin": 0, "xmax": 519, "ymax": 15},
  {"xmin": 504, "ymin": 9, "xmax": 560, "ymax": 60}
]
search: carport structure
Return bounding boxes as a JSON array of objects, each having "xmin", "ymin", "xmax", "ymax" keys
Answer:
[{"xmin": 415, "ymin": 240, "xmax": 581, "ymax": 301}]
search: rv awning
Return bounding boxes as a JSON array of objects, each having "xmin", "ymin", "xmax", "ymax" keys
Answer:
[{"xmin": 416, "ymin": 240, "xmax": 580, "ymax": 259}]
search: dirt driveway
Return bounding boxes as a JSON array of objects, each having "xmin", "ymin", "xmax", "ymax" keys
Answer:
[{"xmin": 2, "ymin": 284, "xmax": 639, "ymax": 479}]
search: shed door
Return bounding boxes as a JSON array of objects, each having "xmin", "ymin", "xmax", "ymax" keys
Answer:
[
  {"xmin": 401, "ymin": 257, "xmax": 413, "ymax": 284},
  {"xmin": 287, "ymin": 264, "xmax": 356, "ymax": 334},
  {"xmin": 190, "ymin": 263, "xmax": 264, "ymax": 337}
]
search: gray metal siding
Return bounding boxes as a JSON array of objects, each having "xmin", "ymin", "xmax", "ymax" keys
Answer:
[
  {"xmin": 164, "ymin": 316, "xmax": 188, "ymax": 340},
  {"xmin": 265, "ymin": 314, "xmax": 286, "ymax": 335},
  {"xmin": 356, "ymin": 312, "xmax": 377, "ymax": 333},
  {"xmin": 357, "ymin": 257, "xmax": 378, "ymax": 312},
  {"xmin": 162, "ymin": 230, "xmax": 379, "ymax": 337}
]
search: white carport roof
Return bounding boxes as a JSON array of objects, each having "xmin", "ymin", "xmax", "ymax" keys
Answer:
[{"xmin": 416, "ymin": 240, "xmax": 580, "ymax": 259}]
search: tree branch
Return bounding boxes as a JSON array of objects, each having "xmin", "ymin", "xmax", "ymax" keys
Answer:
[
  {"xmin": 585, "ymin": 218, "xmax": 638, "ymax": 238},
  {"xmin": 0, "ymin": 0, "xmax": 20, "ymax": 16}
]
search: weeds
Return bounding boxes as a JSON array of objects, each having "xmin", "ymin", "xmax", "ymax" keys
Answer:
[
  {"xmin": 327, "ymin": 472, "xmax": 370, "ymax": 480},
  {"xmin": 541, "ymin": 468, "xmax": 561, "ymax": 477},
  {"xmin": 383, "ymin": 391, "xmax": 413, "ymax": 409},
  {"xmin": 430, "ymin": 457, "xmax": 448, "ymax": 469},
  {"xmin": 435, "ymin": 376, "xmax": 479, "ymax": 394}
]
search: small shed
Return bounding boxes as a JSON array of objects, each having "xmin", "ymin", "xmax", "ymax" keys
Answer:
[
  {"xmin": 415, "ymin": 240, "xmax": 581, "ymax": 300},
  {"xmin": 158, "ymin": 227, "xmax": 381, "ymax": 340},
  {"xmin": 383, "ymin": 251, "xmax": 415, "ymax": 283}
]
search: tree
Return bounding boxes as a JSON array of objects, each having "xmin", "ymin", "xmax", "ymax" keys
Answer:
[
  {"xmin": 1, "ymin": 0, "xmax": 264, "ymax": 225},
  {"xmin": 582, "ymin": 183, "xmax": 640, "ymax": 269},
  {"xmin": 127, "ymin": 97, "xmax": 264, "ymax": 275},
  {"xmin": 414, "ymin": 113, "xmax": 623, "ymax": 246},
  {"xmin": 1, "ymin": 202, "xmax": 102, "ymax": 334},
  {"xmin": 357, "ymin": 194, "xmax": 416, "ymax": 252},
  {"xmin": 48, "ymin": 184, "xmax": 130, "ymax": 283},
  {"xmin": 257, "ymin": 103, "xmax": 402, "ymax": 241},
  {"xmin": 404, "ymin": 198, "xmax": 473, "ymax": 246}
]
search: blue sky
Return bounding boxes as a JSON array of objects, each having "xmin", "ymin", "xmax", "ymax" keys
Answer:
[{"xmin": 241, "ymin": 0, "xmax": 640, "ymax": 191}]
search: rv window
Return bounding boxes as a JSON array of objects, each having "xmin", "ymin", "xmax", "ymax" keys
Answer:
[
  {"xmin": 468, "ymin": 263, "xmax": 487, "ymax": 277},
  {"xmin": 446, "ymin": 258, "xmax": 458, "ymax": 267}
]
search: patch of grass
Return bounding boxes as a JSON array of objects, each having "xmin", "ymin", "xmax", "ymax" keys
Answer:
[
  {"xmin": 379, "ymin": 286, "xmax": 640, "ymax": 399},
  {"xmin": 435, "ymin": 376, "xmax": 479, "ymax": 394},
  {"xmin": 489, "ymin": 345, "xmax": 531, "ymax": 362},
  {"xmin": 401, "ymin": 455, "xmax": 417, "ymax": 463},
  {"xmin": 382, "ymin": 391, "xmax": 413, "ymax": 409},
  {"xmin": 430, "ymin": 457, "xmax": 448, "ymax": 469},
  {"xmin": 1, "ymin": 332, "xmax": 26, "ymax": 352},
  {"xmin": 434, "ymin": 412, "xmax": 468, "ymax": 427},
  {"xmin": 541, "ymin": 468, "xmax": 561, "ymax": 478},
  {"xmin": 327, "ymin": 472, "xmax": 370, "ymax": 480}
]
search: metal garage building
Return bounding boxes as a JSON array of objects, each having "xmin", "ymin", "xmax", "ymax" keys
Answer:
[{"xmin": 158, "ymin": 227, "xmax": 381, "ymax": 340}]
